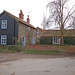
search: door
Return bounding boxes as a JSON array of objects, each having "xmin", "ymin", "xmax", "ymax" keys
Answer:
[{"xmin": 22, "ymin": 36, "xmax": 25, "ymax": 46}]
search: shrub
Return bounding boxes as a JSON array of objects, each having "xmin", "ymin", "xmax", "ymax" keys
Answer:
[{"xmin": 0, "ymin": 45, "xmax": 25, "ymax": 53}]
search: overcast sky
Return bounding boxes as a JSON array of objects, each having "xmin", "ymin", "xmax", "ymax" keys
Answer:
[{"xmin": 0, "ymin": 0, "xmax": 74, "ymax": 28}]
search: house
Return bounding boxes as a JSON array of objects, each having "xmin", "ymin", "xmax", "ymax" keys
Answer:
[
  {"xmin": 0, "ymin": 10, "xmax": 37, "ymax": 46},
  {"xmin": 36, "ymin": 27, "xmax": 43, "ymax": 43},
  {"xmin": 40, "ymin": 30, "xmax": 75, "ymax": 45}
]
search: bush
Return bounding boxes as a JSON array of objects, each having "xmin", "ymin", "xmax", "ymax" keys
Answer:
[{"xmin": 0, "ymin": 45, "xmax": 25, "ymax": 53}]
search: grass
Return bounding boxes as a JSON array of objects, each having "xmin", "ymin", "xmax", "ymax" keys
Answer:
[
  {"xmin": 0, "ymin": 45, "xmax": 74, "ymax": 54},
  {"xmin": 24, "ymin": 50, "xmax": 61, "ymax": 55}
]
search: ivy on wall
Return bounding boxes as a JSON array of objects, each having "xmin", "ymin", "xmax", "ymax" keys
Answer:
[
  {"xmin": 64, "ymin": 37, "xmax": 75, "ymax": 45},
  {"xmin": 40, "ymin": 37, "xmax": 52, "ymax": 45},
  {"xmin": 40, "ymin": 37, "xmax": 75, "ymax": 45}
]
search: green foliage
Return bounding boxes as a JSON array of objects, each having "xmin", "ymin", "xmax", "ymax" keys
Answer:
[
  {"xmin": 64, "ymin": 37, "xmax": 75, "ymax": 45},
  {"xmin": 40, "ymin": 37, "xmax": 75, "ymax": 45},
  {"xmin": 8, "ymin": 45, "xmax": 21, "ymax": 52},
  {"xmin": 19, "ymin": 37, "xmax": 23, "ymax": 45},
  {"xmin": 40, "ymin": 37, "xmax": 52, "ymax": 45},
  {"xmin": 25, "ymin": 50, "xmax": 60, "ymax": 55},
  {"xmin": 0, "ymin": 45, "xmax": 25, "ymax": 53}
]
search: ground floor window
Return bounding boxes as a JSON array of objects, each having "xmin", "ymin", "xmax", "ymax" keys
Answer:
[
  {"xmin": 1, "ymin": 35, "xmax": 7, "ymax": 45},
  {"xmin": 53, "ymin": 37, "xmax": 60, "ymax": 44},
  {"xmin": 32, "ymin": 37, "xmax": 34, "ymax": 44}
]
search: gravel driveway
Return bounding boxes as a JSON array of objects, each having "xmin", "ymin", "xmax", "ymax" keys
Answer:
[{"xmin": 0, "ymin": 53, "xmax": 75, "ymax": 75}]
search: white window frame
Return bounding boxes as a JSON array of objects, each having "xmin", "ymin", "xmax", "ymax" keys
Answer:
[
  {"xmin": 1, "ymin": 20, "xmax": 7, "ymax": 29},
  {"xmin": 1, "ymin": 35, "xmax": 7, "ymax": 45},
  {"xmin": 53, "ymin": 37, "xmax": 60, "ymax": 44}
]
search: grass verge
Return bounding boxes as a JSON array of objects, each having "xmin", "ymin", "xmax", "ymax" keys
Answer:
[{"xmin": 24, "ymin": 50, "xmax": 61, "ymax": 55}]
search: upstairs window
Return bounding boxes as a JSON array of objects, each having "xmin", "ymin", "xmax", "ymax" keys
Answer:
[
  {"xmin": 28, "ymin": 27, "xmax": 30, "ymax": 31},
  {"xmin": 35, "ymin": 29, "xmax": 37, "ymax": 34},
  {"xmin": 33, "ymin": 29, "xmax": 37, "ymax": 34},
  {"xmin": 1, "ymin": 20, "xmax": 7, "ymax": 29},
  {"xmin": 37, "ymin": 30, "xmax": 39, "ymax": 34},
  {"xmin": 1, "ymin": 35, "xmax": 7, "ymax": 45}
]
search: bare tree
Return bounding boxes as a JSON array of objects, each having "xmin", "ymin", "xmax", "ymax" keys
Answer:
[
  {"xmin": 44, "ymin": 0, "xmax": 75, "ymax": 44},
  {"xmin": 69, "ymin": 16, "xmax": 75, "ymax": 29}
]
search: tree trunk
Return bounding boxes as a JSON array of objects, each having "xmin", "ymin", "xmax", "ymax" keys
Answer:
[
  {"xmin": 60, "ymin": 25, "xmax": 64, "ymax": 44},
  {"xmin": 61, "ymin": 31, "xmax": 64, "ymax": 44}
]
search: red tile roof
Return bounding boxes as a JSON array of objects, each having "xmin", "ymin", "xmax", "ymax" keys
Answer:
[
  {"xmin": 0, "ymin": 10, "xmax": 36, "ymax": 29},
  {"xmin": 42, "ymin": 30, "xmax": 75, "ymax": 37}
]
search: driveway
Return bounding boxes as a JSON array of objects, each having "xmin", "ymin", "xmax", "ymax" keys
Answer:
[{"xmin": 0, "ymin": 56, "xmax": 75, "ymax": 75}]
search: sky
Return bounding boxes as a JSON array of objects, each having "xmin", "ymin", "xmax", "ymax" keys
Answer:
[
  {"xmin": 0, "ymin": 0, "xmax": 49, "ymax": 28},
  {"xmin": 0, "ymin": 0, "xmax": 75, "ymax": 28}
]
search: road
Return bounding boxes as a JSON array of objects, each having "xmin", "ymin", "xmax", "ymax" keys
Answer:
[{"xmin": 0, "ymin": 57, "xmax": 75, "ymax": 75}]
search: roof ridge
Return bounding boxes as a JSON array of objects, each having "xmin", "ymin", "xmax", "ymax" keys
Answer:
[
  {"xmin": 37, "ymin": 27, "xmax": 43, "ymax": 31},
  {"xmin": 3, "ymin": 10, "xmax": 36, "ymax": 29}
]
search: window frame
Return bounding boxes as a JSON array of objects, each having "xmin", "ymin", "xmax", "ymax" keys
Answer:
[
  {"xmin": 35, "ymin": 29, "xmax": 37, "ymax": 34},
  {"xmin": 1, "ymin": 35, "xmax": 7, "ymax": 45},
  {"xmin": 28, "ymin": 27, "xmax": 30, "ymax": 31},
  {"xmin": 53, "ymin": 37, "xmax": 60, "ymax": 44},
  {"xmin": 32, "ymin": 37, "xmax": 35, "ymax": 44},
  {"xmin": 1, "ymin": 20, "xmax": 7, "ymax": 29},
  {"xmin": 37, "ymin": 30, "xmax": 39, "ymax": 34}
]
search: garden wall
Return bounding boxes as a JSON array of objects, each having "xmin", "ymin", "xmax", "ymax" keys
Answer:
[{"xmin": 27, "ymin": 45, "xmax": 75, "ymax": 53}]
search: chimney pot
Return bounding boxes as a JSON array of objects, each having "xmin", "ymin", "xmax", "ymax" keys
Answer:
[
  {"xmin": 19, "ymin": 10, "xmax": 24, "ymax": 20},
  {"xmin": 27, "ymin": 15, "xmax": 30, "ymax": 24}
]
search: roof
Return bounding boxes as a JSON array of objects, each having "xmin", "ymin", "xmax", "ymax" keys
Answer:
[
  {"xmin": 0, "ymin": 10, "xmax": 36, "ymax": 29},
  {"xmin": 36, "ymin": 27, "xmax": 44, "ymax": 31},
  {"xmin": 42, "ymin": 30, "xmax": 75, "ymax": 37}
]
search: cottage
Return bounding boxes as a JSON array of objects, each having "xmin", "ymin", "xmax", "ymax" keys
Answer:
[
  {"xmin": 40, "ymin": 30, "xmax": 75, "ymax": 45},
  {"xmin": 36, "ymin": 27, "xmax": 43, "ymax": 43},
  {"xmin": 0, "ymin": 10, "xmax": 37, "ymax": 46}
]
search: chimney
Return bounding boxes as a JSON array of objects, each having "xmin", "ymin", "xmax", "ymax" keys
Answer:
[
  {"xmin": 27, "ymin": 15, "xmax": 30, "ymax": 24},
  {"xmin": 19, "ymin": 10, "xmax": 24, "ymax": 20}
]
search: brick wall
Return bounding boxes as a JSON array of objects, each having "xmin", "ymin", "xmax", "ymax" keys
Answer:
[
  {"xmin": 27, "ymin": 45, "xmax": 75, "ymax": 53},
  {"xmin": 18, "ymin": 22, "xmax": 36, "ymax": 45},
  {"xmin": 27, "ymin": 45, "xmax": 59, "ymax": 51},
  {"xmin": 18, "ymin": 22, "xmax": 28, "ymax": 45},
  {"xmin": 36, "ymin": 28, "xmax": 43, "ymax": 44}
]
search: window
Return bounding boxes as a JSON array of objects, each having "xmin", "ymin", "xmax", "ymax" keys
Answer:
[
  {"xmin": 33, "ymin": 29, "xmax": 37, "ymax": 34},
  {"xmin": 1, "ymin": 20, "xmax": 7, "ymax": 29},
  {"xmin": 34, "ymin": 29, "xmax": 37, "ymax": 34},
  {"xmin": 53, "ymin": 37, "xmax": 60, "ymax": 44},
  {"xmin": 32, "ymin": 37, "xmax": 34, "ymax": 44},
  {"xmin": 1, "ymin": 35, "xmax": 7, "ymax": 45},
  {"xmin": 37, "ymin": 30, "xmax": 39, "ymax": 34},
  {"xmin": 37, "ymin": 35, "xmax": 40, "ymax": 37},
  {"xmin": 28, "ymin": 27, "xmax": 30, "ymax": 31}
]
